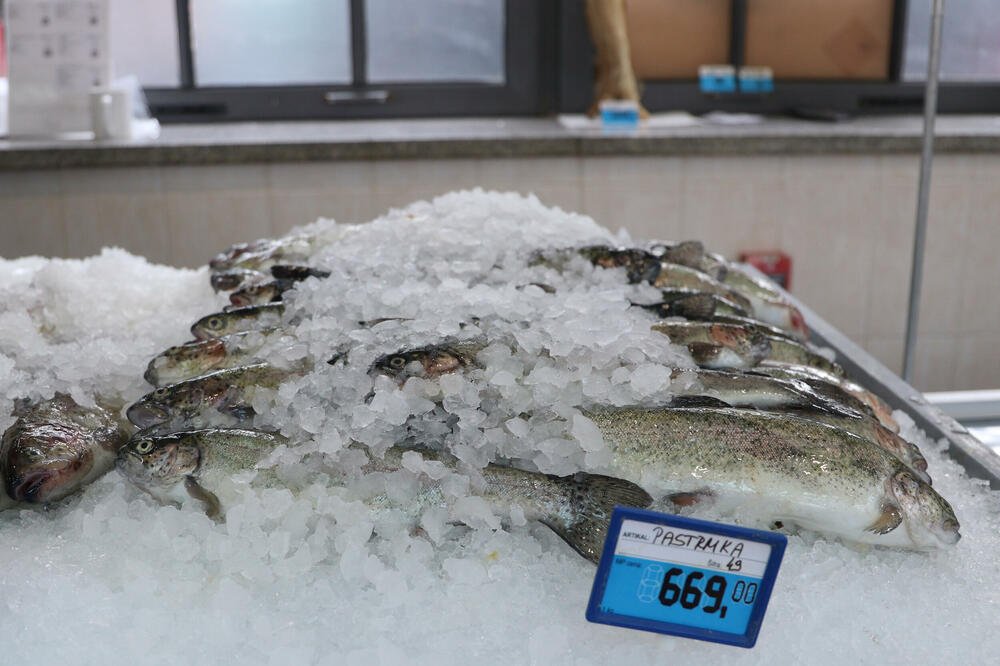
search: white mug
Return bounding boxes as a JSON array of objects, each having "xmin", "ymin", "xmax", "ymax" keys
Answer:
[{"xmin": 89, "ymin": 87, "xmax": 133, "ymax": 141}]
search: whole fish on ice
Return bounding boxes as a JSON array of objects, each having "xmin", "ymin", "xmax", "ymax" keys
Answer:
[
  {"xmin": 116, "ymin": 429, "xmax": 652, "ymax": 562},
  {"xmin": 144, "ymin": 328, "xmax": 292, "ymax": 386},
  {"xmin": 128, "ymin": 362, "xmax": 302, "ymax": 429},
  {"xmin": 585, "ymin": 406, "xmax": 959, "ymax": 550}
]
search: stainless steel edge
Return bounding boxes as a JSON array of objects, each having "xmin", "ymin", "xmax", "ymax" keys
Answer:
[{"xmin": 745, "ymin": 266, "xmax": 1000, "ymax": 489}]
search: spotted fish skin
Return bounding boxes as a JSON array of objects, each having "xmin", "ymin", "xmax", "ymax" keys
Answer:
[
  {"xmin": 127, "ymin": 362, "xmax": 298, "ymax": 430},
  {"xmin": 143, "ymin": 328, "xmax": 287, "ymax": 387},
  {"xmin": 361, "ymin": 447, "xmax": 653, "ymax": 563},
  {"xmin": 584, "ymin": 406, "xmax": 959, "ymax": 550},
  {"xmin": 117, "ymin": 431, "xmax": 651, "ymax": 564}
]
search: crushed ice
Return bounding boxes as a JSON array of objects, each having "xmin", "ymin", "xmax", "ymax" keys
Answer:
[{"xmin": 1, "ymin": 191, "xmax": 998, "ymax": 664}]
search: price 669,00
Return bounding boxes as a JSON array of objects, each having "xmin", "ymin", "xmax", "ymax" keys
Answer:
[{"xmin": 658, "ymin": 568, "xmax": 758, "ymax": 620}]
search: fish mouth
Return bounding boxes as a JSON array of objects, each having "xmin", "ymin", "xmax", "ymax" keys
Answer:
[
  {"xmin": 142, "ymin": 361, "xmax": 161, "ymax": 386},
  {"xmin": 116, "ymin": 449, "xmax": 154, "ymax": 487},
  {"xmin": 126, "ymin": 402, "xmax": 169, "ymax": 429},
  {"xmin": 909, "ymin": 455, "xmax": 932, "ymax": 485},
  {"xmin": 9, "ymin": 465, "xmax": 82, "ymax": 504},
  {"xmin": 10, "ymin": 470, "xmax": 56, "ymax": 503}
]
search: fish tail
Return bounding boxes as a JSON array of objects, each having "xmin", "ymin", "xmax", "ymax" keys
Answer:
[{"xmin": 541, "ymin": 473, "xmax": 652, "ymax": 564}]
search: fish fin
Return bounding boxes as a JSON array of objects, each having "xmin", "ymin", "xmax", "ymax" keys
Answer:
[
  {"xmin": 866, "ymin": 502, "xmax": 903, "ymax": 535},
  {"xmin": 185, "ymin": 476, "xmax": 223, "ymax": 522},
  {"xmin": 541, "ymin": 473, "xmax": 653, "ymax": 564},
  {"xmin": 670, "ymin": 395, "xmax": 733, "ymax": 409},
  {"xmin": 666, "ymin": 489, "xmax": 715, "ymax": 508}
]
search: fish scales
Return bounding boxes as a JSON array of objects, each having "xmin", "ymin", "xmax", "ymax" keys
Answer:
[
  {"xmin": 584, "ymin": 406, "xmax": 959, "ymax": 550},
  {"xmin": 117, "ymin": 432, "xmax": 651, "ymax": 563}
]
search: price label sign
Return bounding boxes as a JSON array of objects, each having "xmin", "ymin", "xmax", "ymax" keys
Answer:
[{"xmin": 586, "ymin": 507, "xmax": 786, "ymax": 648}]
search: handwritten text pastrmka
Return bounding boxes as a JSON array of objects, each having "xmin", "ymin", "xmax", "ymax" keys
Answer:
[{"xmin": 629, "ymin": 526, "xmax": 746, "ymax": 559}]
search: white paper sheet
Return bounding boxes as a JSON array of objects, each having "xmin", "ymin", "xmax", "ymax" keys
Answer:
[{"xmin": 6, "ymin": 0, "xmax": 111, "ymax": 137}]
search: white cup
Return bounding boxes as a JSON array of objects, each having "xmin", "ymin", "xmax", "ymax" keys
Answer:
[{"xmin": 89, "ymin": 87, "xmax": 133, "ymax": 141}]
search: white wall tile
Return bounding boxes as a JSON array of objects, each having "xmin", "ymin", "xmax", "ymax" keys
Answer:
[
  {"xmin": 910, "ymin": 335, "xmax": 959, "ymax": 392},
  {"xmin": 59, "ymin": 169, "xmax": 171, "ymax": 263},
  {"xmin": 0, "ymin": 197, "xmax": 68, "ymax": 258},
  {"xmin": 957, "ymin": 168, "xmax": 1000, "ymax": 336},
  {"xmin": 164, "ymin": 191, "xmax": 273, "ymax": 268},
  {"xmin": 864, "ymin": 337, "xmax": 904, "ymax": 376},
  {"xmin": 955, "ymin": 336, "xmax": 1000, "ymax": 390}
]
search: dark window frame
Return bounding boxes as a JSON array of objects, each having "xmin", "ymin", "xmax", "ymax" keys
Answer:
[
  {"xmin": 147, "ymin": 0, "xmax": 556, "ymax": 122},
  {"xmin": 558, "ymin": 0, "xmax": 1000, "ymax": 116},
  {"xmin": 145, "ymin": 0, "xmax": 1000, "ymax": 123}
]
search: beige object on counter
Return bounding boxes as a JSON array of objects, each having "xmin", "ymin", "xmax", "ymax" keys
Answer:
[{"xmin": 584, "ymin": 0, "xmax": 648, "ymax": 118}]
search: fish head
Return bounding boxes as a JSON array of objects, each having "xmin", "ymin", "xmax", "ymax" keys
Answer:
[
  {"xmin": 145, "ymin": 340, "xmax": 226, "ymax": 386},
  {"xmin": 889, "ymin": 469, "xmax": 961, "ymax": 548},
  {"xmin": 872, "ymin": 427, "xmax": 933, "ymax": 485},
  {"xmin": 657, "ymin": 240, "xmax": 706, "ymax": 269},
  {"xmin": 126, "ymin": 387, "xmax": 178, "ymax": 428},
  {"xmin": 116, "ymin": 433, "xmax": 201, "ymax": 498},
  {"xmin": 191, "ymin": 313, "xmax": 234, "ymax": 340},
  {"xmin": 2, "ymin": 422, "xmax": 95, "ymax": 503},
  {"xmin": 579, "ymin": 246, "xmax": 661, "ymax": 284},
  {"xmin": 371, "ymin": 347, "xmax": 465, "ymax": 382},
  {"xmin": 209, "ymin": 239, "xmax": 274, "ymax": 272}
]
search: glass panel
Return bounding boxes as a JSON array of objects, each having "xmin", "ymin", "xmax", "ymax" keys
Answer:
[
  {"xmin": 366, "ymin": 0, "xmax": 504, "ymax": 84},
  {"xmin": 904, "ymin": 0, "xmax": 1000, "ymax": 81},
  {"xmin": 109, "ymin": 0, "xmax": 180, "ymax": 87},
  {"xmin": 745, "ymin": 0, "xmax": 893, "ymax": 79},
  {"xmin": 626, "ymin": 0, "xmax": 731, "ymax": 79},
  {"xmin": 191, "ymin": 0, "xmax": 351, "ymax": 86}
]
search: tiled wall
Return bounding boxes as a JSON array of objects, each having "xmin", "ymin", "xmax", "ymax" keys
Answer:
[{"xmin": 2, "ymin": 154, "xmax": 997, "ymax": 391}]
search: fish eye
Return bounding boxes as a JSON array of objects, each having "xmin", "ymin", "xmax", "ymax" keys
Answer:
[
  {"xmin": 134, "ymin": 439, "xmax": 155, "ymax": 454},
  {"xmin": 389, "ymin": 356, "xmax": 407, "ymax": 369},
  {"xmin": 208, "ymin": 317, "xmax": 224, "ymax": 330},
  {"xmin": 153, "ymin": 388, "xmax": 169, "ymax": 398}
]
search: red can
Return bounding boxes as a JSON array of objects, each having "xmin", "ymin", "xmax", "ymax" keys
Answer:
[{"xmin": 738, "ymin": 250, "xmax": 792, "ymax": 291}]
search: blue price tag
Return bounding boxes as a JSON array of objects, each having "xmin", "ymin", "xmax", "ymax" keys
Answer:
[
  {"xmin": 698, "ymin": 65, "xmax": 737, "ymax": 94},
  {"xmin": 586, "ymin": 507, "xmax": 786, "ymax": 648}
]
